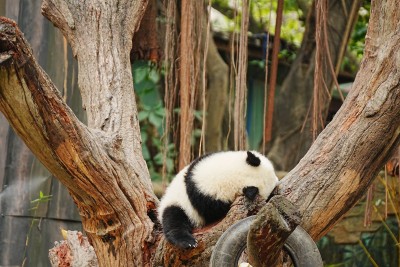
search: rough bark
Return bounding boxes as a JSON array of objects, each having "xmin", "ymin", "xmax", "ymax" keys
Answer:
[
  {"xmin": 131, "ymin": 0, "xmax": 160, "ymax": 62},
  {"xmin": 0, "ymin": 0, "xmax": 158, "ymax": 264},
  {"xmin": 268, "ymin": 0, "xmax": 361, "ymax": 171},
  {"xmin": 278, "ymin": 0, "xmax": 400, "ymax": 239},
  {"xmin": 40, "ymin": 1, "xmax": 158, "ymax": 265}
]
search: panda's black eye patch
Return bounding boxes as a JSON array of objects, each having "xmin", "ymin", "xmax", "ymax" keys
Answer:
[{"xmin": 243, "ymin": 186, "xmax": 259, "ymax": 201}]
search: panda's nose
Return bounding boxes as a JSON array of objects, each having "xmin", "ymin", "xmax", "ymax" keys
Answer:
[{"xmin": 243, "ymin": 186, "xmax": 259, "ymax": 201}]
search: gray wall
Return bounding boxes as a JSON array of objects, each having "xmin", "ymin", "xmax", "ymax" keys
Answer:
[{"xmin": 0, "ymin": 1, "xmax": 85, "ymax": 266}]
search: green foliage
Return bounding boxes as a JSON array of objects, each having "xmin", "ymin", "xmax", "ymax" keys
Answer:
[
  {"xmin": 212, "ymin": 0, "xmax": 306, "ymax": 46},
  {"xmin": 318, "ymin": 172, "xmax": 399, "ymax": 267},
  {"xmin": 255, "ymin": 0, "xmax": 307, "ymax": 43},
  {"xmin": 318, "ymin": 217, "xmax": 399, "ymax": 267},
  {"xmin": 133, "ymin": 61, "xmax": 176, "ymax": 182},
  {"xmin": 349, "ymin": 4, "xmax": 370, "ymax": 57},
  {"xmin": 23, "ymin": 191, "xmax": 52, "ymax": 266},
  {"xmin": 132, "ymin": 61, "xmax": 206, "ymax": 182},
  {"xmin": 342, "ymin": 2, "xmax": 370, "ymax": 73},
  {"xmin": 278, "ymin": 48, "xmax": 297, "ymax": 62},
  {"xmin": 29, "ymin": 190, "xmax": 52, "ymax": 210}
]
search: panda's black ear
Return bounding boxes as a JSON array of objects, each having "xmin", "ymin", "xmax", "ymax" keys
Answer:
[{"xmin": 246, "ymin": 151, "xmax": 260, "ymax": 167}]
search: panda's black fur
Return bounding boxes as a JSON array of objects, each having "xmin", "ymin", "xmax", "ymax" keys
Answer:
[{"xmin": 158, "ymin": 151, "xmax": 278, "ymax": 249}]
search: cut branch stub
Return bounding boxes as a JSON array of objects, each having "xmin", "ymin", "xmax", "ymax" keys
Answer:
[
  {"xmin": 247, "ymin": 195, "xmax": 301, "ymax": 267},
  {"xmin": 209, "ymin": 196, "xmax": 322, "ymax": 267}
]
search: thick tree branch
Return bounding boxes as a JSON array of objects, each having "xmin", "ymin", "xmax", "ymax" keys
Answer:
[
  {"xmin": 0, "ymin": 18, "xmax": 95, "ymax": 200},
  {"xmin": 279, "ymin": 0, "xmax": 400, "ymax": 239}
]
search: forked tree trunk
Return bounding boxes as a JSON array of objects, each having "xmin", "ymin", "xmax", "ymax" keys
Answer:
[
  {"xmin": 0, "ymin": 0, "xmax": 158, "ymax": 265},
  {"xmin": 0, "ymin": 0, "xmax": 399, "ymax": 266}
]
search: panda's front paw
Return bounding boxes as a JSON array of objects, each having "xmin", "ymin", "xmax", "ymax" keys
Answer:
[
  {"xmin": 165, "ymin": 230, "xmax": 198, "ymax": 249},
  {"xmin": 175, "ymin": 237, "xmax": 198, "ymax": 249}
]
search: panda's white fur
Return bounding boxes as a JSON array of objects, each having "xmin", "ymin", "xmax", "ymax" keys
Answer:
[{"xmin": 158, "ymin": 151, "xmax": 278, "ymax": 249}]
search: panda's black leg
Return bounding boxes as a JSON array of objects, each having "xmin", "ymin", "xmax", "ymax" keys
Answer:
[{"xmin": 161, "ymin": 205, "xmax": 198, "ymax": 249}]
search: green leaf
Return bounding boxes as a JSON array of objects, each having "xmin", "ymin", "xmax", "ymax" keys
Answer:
[
  {"xmin": 149, "ymin": 112, "xmax": 163, "ymax": 128},
  {"xmin": 132, "ymin": 61, "xmax": 149, "ymax": 83},
  {"xmin": 193, "ymin": 110, "xmax": 204, "ymax": 121},
  {"xmin": 142, "ymin": 144, "xmax": 150, "ymax": 160},
  {"xmin": 154, "ymin": 107, "xmax": 165, "ymax": 117},
  {"xmin": 154, "ymin": 153, "xmax": 163, "ymax": 165},
  {"xmin": 141, "ymin": 131, "xmax": 148, "ymax": 143},
  {"xmin": 148, "ymin": 69, "xmax": 160, "ymax": 83},
  {"xmin": 138, "ymin": 111, "xmax": 149, "ymax": 121},
  {"xmin": 133, "ymin": 67, "xmax": 148, "ymax": 84}
]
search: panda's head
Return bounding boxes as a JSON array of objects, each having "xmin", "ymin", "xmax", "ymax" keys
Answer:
[{"xmin": 239, "ymin": 151, "xmax": 278, "ymax": 201}]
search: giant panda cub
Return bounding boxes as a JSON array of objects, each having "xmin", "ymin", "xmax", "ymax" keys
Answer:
[{"xmin": 158, "ymin": 150, "xmax": 278, "ymax": 249}]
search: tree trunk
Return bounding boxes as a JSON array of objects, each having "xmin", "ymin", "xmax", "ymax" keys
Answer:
[
  {"xmin": 268, "ymin": 0, "xmax": 361, "ymax": 171},
  {"xmin": 40, "ymin": 2, "xmax": 159, "ymax": 265}
]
